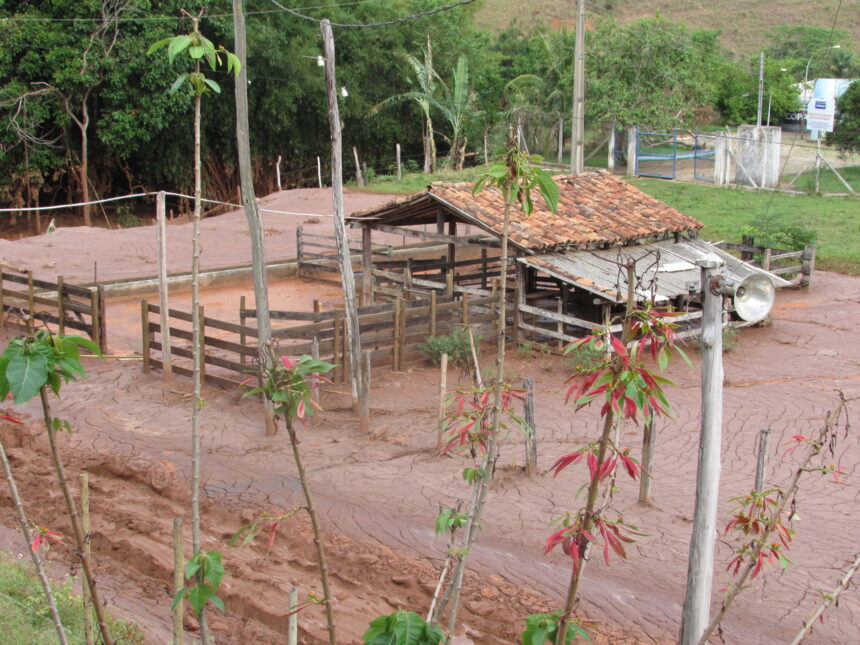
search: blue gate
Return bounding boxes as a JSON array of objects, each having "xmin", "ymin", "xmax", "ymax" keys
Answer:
[{"xmin": 635, "ymin": 127, "xmax": 679, "ymax": 179}]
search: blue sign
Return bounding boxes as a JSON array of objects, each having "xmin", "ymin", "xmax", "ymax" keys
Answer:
[{"xmin": 814, "ymin": 100, "xmax": 827, "ymax": 109}]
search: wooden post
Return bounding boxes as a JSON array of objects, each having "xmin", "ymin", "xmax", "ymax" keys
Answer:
[
  {"xmin": 523, "ymin": 377, "xmax": 537, "ymax": 476},
  {"xmin": 446, "ymin": 272, "xmax": 454, "ymax": 297},
  {"xmin": 361, "ymin": 224, "xmax": 373, "ymax": 307},
  {"xmin": 740, "ymin": 234, "xmax": 754, "ymax": 262},
  {"xmin": 239, "ymin": 296, "xmax": 247, "ymax": 366},
  {"xmin": 801, "ymin": 245, "xmax": 815, "ymax": 288},
  {"xmin": 156, "ymin": 191, "xmax": 173, "ymax": 380},
  {"xmin": 27, "ymin": 270, "xmax": 34, "ymax": 334},
  {"xmin": 80, "ymin": 473, "xmax": 94, "ymax": 645},
  {"xmin": 639, "ymin": 410, "xmax": 656, "ymax": 504},
  {"xmin": 57, "ymin": 276, "xmax": 66, "ymax": 335},
  {"xmin": 437, "ymin": 353, "xmax": 448, "ymax": 450},
  {"xmin": 396, "ymin": 143, "xmax": 402, "ymax": 181},
  {"xmin": 333, "ymin": 310, "xmax": 343, "ymax": 383},
  {"xmin": 556, "ymin": 299, "xmax": 564, "ymax": 350},
  {"xmin": 429, "ymin": 290, "xmax": 437, "ymax": 337},
  {"xmin": 680, "ymin": 260, "xmax": 724, "ymax": 645},
  {"xmin": 198, "ymin": 305, "xmax": 206, "ymax": 381},
  {"xmin": 317, "ymin": 156, "xmax": 323, "ymax": 188},
  {"xmin": 513, "ymin": 286, "xmax": 521, "ymax": 346},
  {"xmin": 140, "ymin": 300, "xmax": 151, "ymax": 373},
  {"xmin": 815, "ymin": 136, "xmax": 821, "ymax": 194},
  {"xmin": 353, "ymin": 147, "xmax": 364, "ymax": 186},
  {"xmin": 173, "ymin": 518, "xmax": 184, "ymax": 645},
  {"xmin": 480, "ymin": 249, "xmax": 488, "ymax": 290},
  {"xmin": 762, "ymin": 248, "xmax": 772, "ymax": 272},
  {"xmin": 392, "ymin": 299, "xmax": 402, "ymax": 372},
  {"xmin": 288, "ymin": 587, "xmax": 299, "ymax": 645},
  {"xmin": 276, "ymin": 155, "xmax": 282, "ymax": 190},
  {"xmin": 340, "ymin": 315, "xmax": 348, "ymax": 386},
  {"xmin": 447, "ymin": 220, "xmax": 456, "ymax": 271},
  {"xmin": 97, "ymin": 284, "xmax": 107, "ymax": 353},
  {"xmin": 754, "ymin": 428, "xmax": 771, "ymax": 493},
  {"xmin": 359, "ymin": 350, "xmax": 371, "ymax": 433},
  {"xmin": 461, "ymin": 292, "xmax": 469, "ymax": 325},
  {"xmin": 296, "ymin": 225, "xmax": 304, "ymax": 264}
]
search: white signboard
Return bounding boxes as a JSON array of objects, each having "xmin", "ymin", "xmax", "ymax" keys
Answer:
[{"xmin": 807, "ymin": 97, "xmax": 836, "ymax": 132}]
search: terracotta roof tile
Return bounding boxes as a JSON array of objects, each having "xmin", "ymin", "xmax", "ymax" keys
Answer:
[{"xmin": 350, "ymin": 170, "xmax": 702, "ymax": 252}]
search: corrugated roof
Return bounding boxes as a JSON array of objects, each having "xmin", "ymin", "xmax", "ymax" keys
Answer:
[
  {"xmin": 520, "ymin": 239, "xmax": 792, "ymax": 303},
  {"xmin": 349, "ymin": 171, "xmax": 703, "ymax": 252}
]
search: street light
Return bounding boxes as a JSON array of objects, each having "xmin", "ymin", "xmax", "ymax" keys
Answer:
[{"xmin": 804, "ymin": 45, "xmax": 840, "ymax": 136}]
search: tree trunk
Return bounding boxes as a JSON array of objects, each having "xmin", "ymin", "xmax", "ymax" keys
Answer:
[{"xmin": 233, "ymin": 0, "xmax": 276, "ymax": 436}]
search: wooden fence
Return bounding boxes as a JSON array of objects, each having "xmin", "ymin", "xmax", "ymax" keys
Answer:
[
  {"xmin": 142, "ymin": 292, "xmax": 501, "ymax": 388},
  {"xmin": 295, "ymin": 225, "xmax": 392, "ymax": 275},
  {"xmin": 715, "ymin": 236, "xmax": 816, "ymax": 287},
  {"xmin": 1, "ymin": 268, "xmax": 107, "ymax": 352}
]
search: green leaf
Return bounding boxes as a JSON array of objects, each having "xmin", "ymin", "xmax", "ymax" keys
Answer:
[
  {"xmin": 185, "ymin": 558, "xmax": 201, "ymax": 579},
  {"xmin": 533, "ymin": 168, "xmax": 560, "ymax": 213},
  {"xmin": 187, "ymin": 583, "xmax": 215, "ymax": 614},
  {"xmin": 435, "ymin": 509, "xmax": 452, "ymax": 535},
  {"xmin": 171, "ymin": 588, "xmax": 189, "ymax": 611},
  {"xmin": 226, "ymin": 52, "xmax": 242, "ymax": 77},
  {"xmin": 674, "ymin": 345, "xmax": 693, "ymax": 368},
  {"xmin": 363, "ymin": 615, "xmax": 394, "ymax": 643},
  {"xmin": 425, "ymin": 624, "xmax": 445, "ymax": 643},
  {"xmin": 147, "ymin": 37, "xmax": 172, "ymax": 55},
  {"xmin": 208, "ymin": 593, "xmax": 225, "ymax": 612},
  {"xmin": 7, "ymin": 352, "xmax": 49, "ymax": 404},
  {"xmin": 169, "ymin": 73, "xmax": 189, "ymax": 94},
  {"xmin": 188, "ymin": 45, "xmax": 205, "ymax": 59},
  {"xmin": 167, "ymin": 35, "xmax": 192, "ymax": 64},
  {"xmin": 657, "ymin": 345, "xmax": 669, "ymax": 371},
  {"xmin": 202, "ymin": 551, "xmax": 225, "ymax": 587},
  {"xmin": 204, "ymin": 78, "xmax": 221, "ymax": 94},
  {"xmin": 392, "ymin": 611, "xmax": 425, "ymax": 645}
]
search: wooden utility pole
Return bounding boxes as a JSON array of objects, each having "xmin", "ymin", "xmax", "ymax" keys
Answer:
[
  {"xmin": 679, "ymin": 260, "xmax": 724, "ymax": 645},
  {"xmin": 234, "ymin": 0, "xmax": 276, "ymax": 435},
  {"xmin": 570, "ymin": 0, "xmax": 586, "ymax": 173},
  {"xmin": 321, "ymin": 19, "xmax": 363, "ymax": 412}
]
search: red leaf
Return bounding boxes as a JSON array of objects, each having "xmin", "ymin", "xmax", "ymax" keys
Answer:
[
  {"xmin": 550, "ymin": 451, "xmax": 584, "ymax": 477},
  {"xmin": 587, "ymin": 452, "xmax": 598, "ymax": 480},
  {"xmin": 1, "ymin": 414, "xmax": 22, "ymax": 424},
  {"xmin": 620, "ymin": 454, "xmax": 639, "ymax": 480},
  {"xmin": 610, "ymin": 335, "xmax": 627, "ymax": 357}
]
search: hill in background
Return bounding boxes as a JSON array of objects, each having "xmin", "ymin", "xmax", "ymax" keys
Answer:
[{"xmin": 474, "ymin": 0, "xmax": 858, "ymax": 58}]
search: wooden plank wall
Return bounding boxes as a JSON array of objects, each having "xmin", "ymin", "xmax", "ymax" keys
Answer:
[{"xmin": 0, "ymin": 268, "xmax": 107, "ymax": 352}]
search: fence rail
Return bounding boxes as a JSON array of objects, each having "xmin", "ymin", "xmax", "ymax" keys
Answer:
[
  {"xmin": 142, "ymin": 291, "xmax": 501, "ymax": 388},
  {"xmin": 714, "ymin": 237, "xmax": 815, "ymax": 286},
  {"xmin": 1, "ymin": 268, "xmax": 107, "ymax": 351}
]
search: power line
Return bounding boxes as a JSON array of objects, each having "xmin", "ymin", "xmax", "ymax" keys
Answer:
[{"xmin": 266, "ymin": 0, "xmax": 477, "ymax": 28}]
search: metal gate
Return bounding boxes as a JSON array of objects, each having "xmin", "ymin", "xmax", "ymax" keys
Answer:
[{"xmin": 635, "ymin": 128, "xmax": 678, "ymax": 179}]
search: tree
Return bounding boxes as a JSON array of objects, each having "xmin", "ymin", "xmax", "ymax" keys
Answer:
[
  {"xmin": 373, "ymin": 37, "xmax": 439, "ymax": 174},
  {"xmin": 828, "ymin": 81, "xmax": 860, "ymax": 154},
  {"xmin": 436, "ymin": 55, "xmax": 476, "ymax": 170},
  {"xmin": 765, "ymin": 25, "xmax": 858, "ymax": 80},
  {"xmin": 716, "ymin": 58, "xmax": 801, "ymax": 124},
  {"xmin": 586, "ymin": 16, "xmax": 723, "ymax": 129}
]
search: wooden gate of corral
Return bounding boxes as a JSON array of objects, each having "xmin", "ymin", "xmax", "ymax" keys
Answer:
[{"xmin": 1, "ymin": 267, "xmax": 107, "ymax": 352}]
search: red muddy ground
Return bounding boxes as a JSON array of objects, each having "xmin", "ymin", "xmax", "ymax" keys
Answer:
[{"xmin": 1, "ymin": 187, "xmax": 858, "ymax": 645}]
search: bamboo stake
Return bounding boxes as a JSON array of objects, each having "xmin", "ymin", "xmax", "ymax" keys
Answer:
[
  {"xmin": 27, "ymin": 270, "xmax": 34, "ymax": 334},
  {"xmin": 639, "ymin": 411, "xmax": 656, "ymax": 504},
  {"xmin": 523, "ymin": 377, "xmax": 537, "ymax": 476},
  {"xmin": 141, "ymin": 300, "xmax": 151, "ymax": 373},
  {"xmin": 80, "ymin": 473, "xmax": 94, "ymax": 645},
  {"xmin": 156, "ymin": 191, "xmax": 173, "ymax": 380},
  {"xmin": 57, "ymin": 275, "xmax": 66, "ymax": 335}
]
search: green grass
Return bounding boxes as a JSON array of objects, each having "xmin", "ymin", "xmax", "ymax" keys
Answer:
[
  {"xmin": 789, "ymin": 165, "xmax": 860, "ymax": 195},
  {"xmin": 0, "ymin": 553, "xmax": 144, "ymax": 644},
  {"xmin": 631, "ymin": 178, "xmax": 860, "ymax": 274},
  {"xmin": 354, "ymin": 167, "xmax": 489, "ymax": 194}
]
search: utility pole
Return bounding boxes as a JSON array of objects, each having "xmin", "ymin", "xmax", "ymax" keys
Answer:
[
  {"xmin": 756, "ymin": 52, "xmax": 764, "ymax": 127},
  {"xmin": 320, "ymin": 19, "xmax": 364, "ymax": 415},
  {"xmin": 233, "ymin": 0, "xmax": 276, "ymax": 435},
  {"xmin": 679, "ymin": 259, "xmax": 724, "ymax": 645},
  {"xmin": 570, "ymin": 0, "xmax": 586, "ymax": 173}
]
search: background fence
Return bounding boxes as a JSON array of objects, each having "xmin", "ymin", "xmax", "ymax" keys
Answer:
[{"xmin": 1, "ymin": 267, "xmax": 107, "ymax": 351}]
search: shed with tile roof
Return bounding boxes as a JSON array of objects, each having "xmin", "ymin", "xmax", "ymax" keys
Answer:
[{"xmin": 347, "ymin": 171, "xmax": 786, "ymax": 342}]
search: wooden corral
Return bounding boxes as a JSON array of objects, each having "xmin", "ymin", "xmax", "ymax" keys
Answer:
[{"xmin": 1, "ymin": 266, "xmax": 107, "ymax": 352}]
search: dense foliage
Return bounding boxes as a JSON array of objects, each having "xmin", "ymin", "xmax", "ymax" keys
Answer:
[
  {"xmin": 828, "ymin": 80, "xmax": 860, "ymax": 154},
  {"xmin": 1, "ymin": 2, "xmax": 854, "ymax": 222}
]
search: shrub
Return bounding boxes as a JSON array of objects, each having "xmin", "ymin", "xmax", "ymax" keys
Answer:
[
  {"xmin": 564, "ymin": 340, "xmax": 606, "ymax": 373},
  {"xmin": 418, "ymin": 327, "xmax": 476, "ymax": 367}
]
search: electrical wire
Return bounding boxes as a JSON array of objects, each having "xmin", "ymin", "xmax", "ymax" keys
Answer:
[{"xmin": 266, "ymin": 0, "xmax": 477, "ymax": 28}]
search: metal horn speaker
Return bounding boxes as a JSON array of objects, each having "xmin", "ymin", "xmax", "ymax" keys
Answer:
[{"xmin": 732, "ymin": 273, "xmax": 775, "ymax": 322}]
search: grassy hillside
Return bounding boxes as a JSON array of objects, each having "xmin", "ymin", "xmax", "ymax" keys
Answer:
[{"xmin": 473, "ymin": 0, "xmax": 859, "ymax": 57}]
